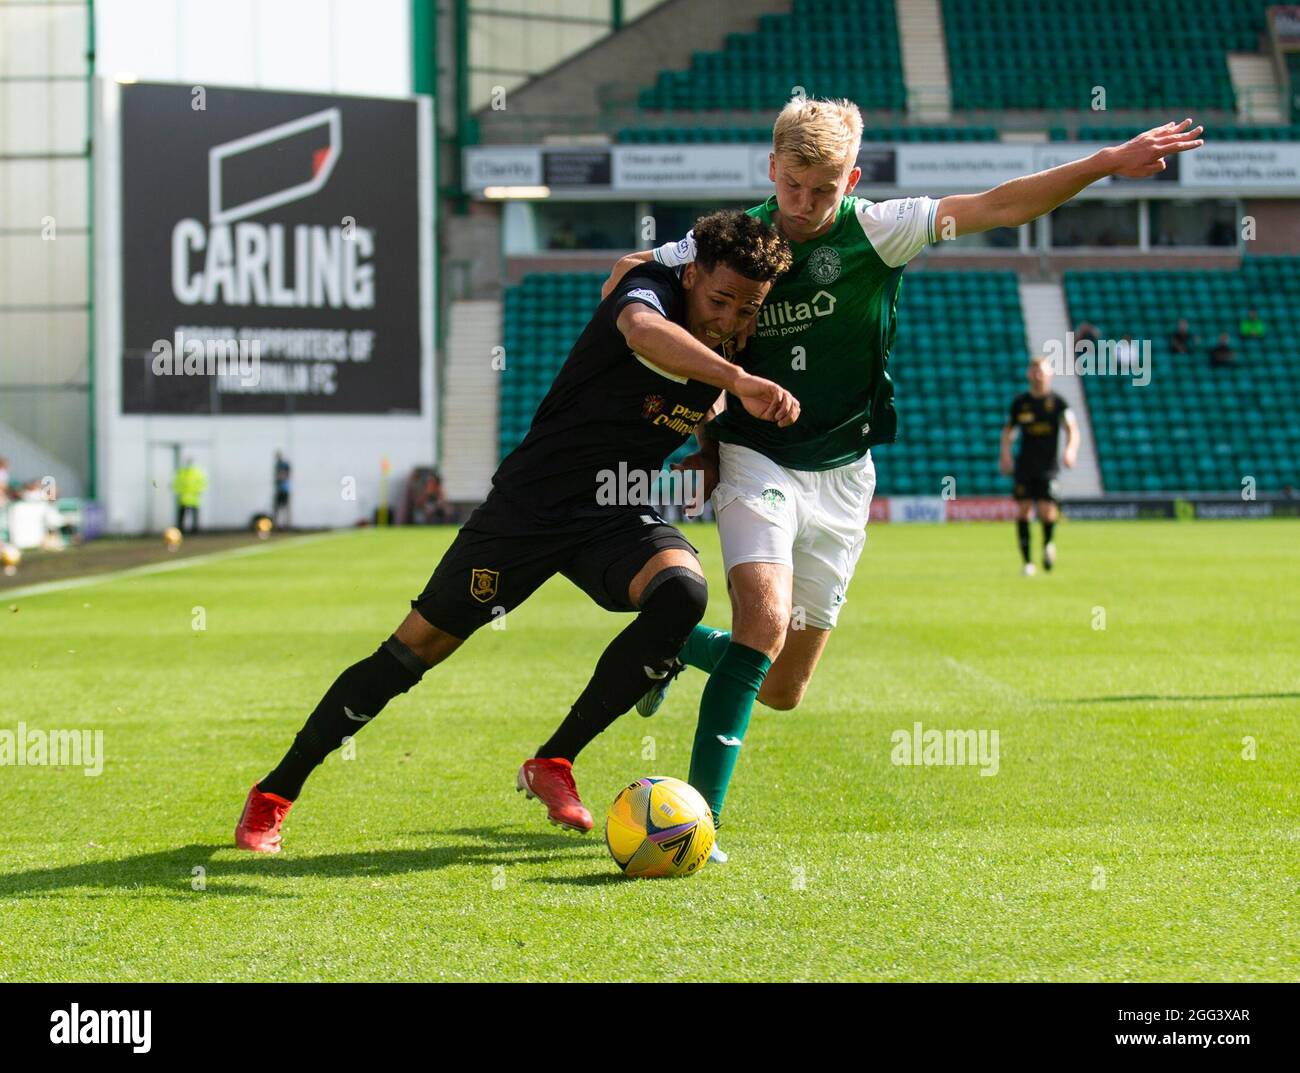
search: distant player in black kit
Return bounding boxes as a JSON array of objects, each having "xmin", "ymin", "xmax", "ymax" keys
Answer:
[
  {"xmin": 1000, "ymin": 356, "xmax": 1079, "ymax": 575},
  {"xmin": 236, "ymin": 212, "xmax": 796, "ymax": 851}
]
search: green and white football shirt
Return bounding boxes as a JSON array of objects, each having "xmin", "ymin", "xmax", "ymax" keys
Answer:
[{"xmin": 653, "ymin": 194, "xmax": 938, "ymax": 471}]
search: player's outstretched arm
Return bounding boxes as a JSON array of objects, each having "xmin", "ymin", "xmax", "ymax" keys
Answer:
[
  {"xmin": 616, "ymin": 305, "xmax": 799, "ymax": 427},
  {"xmin": 602, "ymin": 250, "xmax": 656, "ymax": 299},
  {"xmin": 936, "ymin": 120, "xmax": 1205, "ymax": 238}
]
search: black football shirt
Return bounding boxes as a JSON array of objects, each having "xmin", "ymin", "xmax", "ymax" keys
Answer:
[
  {"xmin": 1008, "ymin": 391, "xmax": 1069, "ymax": 475},
  {"xmin": 491, "ymin": 262, "xmax": 724, "ymax": 520}
]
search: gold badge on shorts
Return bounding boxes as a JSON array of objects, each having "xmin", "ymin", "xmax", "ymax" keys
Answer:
[{"xmin": 470, "ymin": 568, "xmax": 499, "ymax": 603}]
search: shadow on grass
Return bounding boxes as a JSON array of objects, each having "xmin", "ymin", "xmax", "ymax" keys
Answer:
[
  {"xmin": 529, "ymin": 872, "xmax": 628, "ymax": 887},
  {"xmin": 1062, "ymin": 692, "xmax": 1300, "ymax": 704},
  {"xmin": 0, "ymin": 825, "xmax": 600, "ymax": 900}
]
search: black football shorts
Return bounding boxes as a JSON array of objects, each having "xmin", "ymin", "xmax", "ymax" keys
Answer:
[
  {"xmin": 411, "ymin": 488, "xmax": 698, "ymax": 640},
  {"xmin": 1012, "ymin": 468, "xmax": 1060, "ymax": 503}
]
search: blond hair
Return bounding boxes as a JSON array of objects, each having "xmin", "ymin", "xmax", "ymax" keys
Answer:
[{"xmin": 772, "ymin": 97, "xmax": 863, "ymax": 171}]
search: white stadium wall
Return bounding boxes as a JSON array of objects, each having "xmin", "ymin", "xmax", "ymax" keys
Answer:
[
  {"xmin": 94, "ymin": 0, "xmax": 411, "ymax": 99},
  {"xmin": 92, "ymin": 1, "xmax": 434, "ymax": 533}
]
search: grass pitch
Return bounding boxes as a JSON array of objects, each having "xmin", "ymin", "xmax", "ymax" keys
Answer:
[{"xmin": 1, "ymin": 520, "xmax": 1296, "ymax": 981}]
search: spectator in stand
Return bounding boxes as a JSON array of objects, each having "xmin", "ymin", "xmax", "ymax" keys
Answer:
[
  {"xmin": 1170, "ymin": 318, "xmax": 1195, "ymax": 354},
  {"xmin": 1076, "ymin": 318, "xmax": 1097, "ymax": 356},
  {"xmin": 31, "ymin": 478, "xmax": 70, "ymax": 549},
  {"xmin": 548, "ymin": 220, "xmax": 578, "ymax": 250},
  {"xmin": 19, "ymin": 478, "xmax": 48, "ymax": 502},
  {"xmin": 1114, "ymin": 334, "xmax": 1136, "ymax": 375},
  {"xmin": 1239, "ymin": 308, "xmax": 1266, "ymax": 339},
  {"xmin": 1210, "ymin": 333, "xmax": 1236, "ymax": 367},
  {"xmin": 173, "ymin": 458, "xmax": 207, "ymax": 533},
  {"xmin": 411, "ymin": 469, "xmax": 455, "ymax": 525},
  {"xmin": 273, "ymin": 450, "xmax": 292, "ymax": 529}
]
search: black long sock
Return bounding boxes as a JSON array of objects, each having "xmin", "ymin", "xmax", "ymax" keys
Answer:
[
  {"xmin": 1042, "ymin": 520, "xmax": 1055, "ymax": 545},
  {"xmin": 536, "ymin": 571, "xmax": 707, "ymax": 762},
  {"xmin": 1016, "ymin": 520, "xmax": 1031, "ymax": 563},
  {"xmin": 259, "ymin": 636, "xmax": 427, "ymax": 800}
]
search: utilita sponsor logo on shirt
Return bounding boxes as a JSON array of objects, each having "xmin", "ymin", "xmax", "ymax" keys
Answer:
[{"xmin": 755, "ymin": 290, "xmax": 836, "ymax": 336}]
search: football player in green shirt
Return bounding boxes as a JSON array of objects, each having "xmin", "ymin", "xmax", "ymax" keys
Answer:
[{"xmin": 606, "ymin": 98, "xmax": 1203, "ymax": 861}]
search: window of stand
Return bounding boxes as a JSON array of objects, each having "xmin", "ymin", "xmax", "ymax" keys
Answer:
[
  {"xmin": 1149, "ymin": 199, "xmax": 1240, "ymax": 248},
  {"xmin": 645, "ymin": 202, "xmax": 734, "ymax": 245},
  {"xmin": 502, "ymin": 201, "xmax": 639, "ymax": 254},
  {"xmin": 1049, "ymin": 199, "xmax": 1140, "ymax": 248},
  {"xmin": 936, "ymin": 224, "xmax": 1025, "ymax": 250}
]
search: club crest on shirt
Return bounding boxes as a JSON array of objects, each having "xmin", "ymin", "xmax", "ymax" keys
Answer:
[
  {"xmin": 642, "ymin": 394, "xmax": 665, "ymax": 418},
  {"xmin": 470, "ymin": 568, "xmax": 499, "ymax": 603},
  {"xmin": 808, "ymin": 246, "xmax": 841, "ymax": 284},
  {"xmin": 761, "ymin": 487, "xmax": 786, "ymax": 507}
]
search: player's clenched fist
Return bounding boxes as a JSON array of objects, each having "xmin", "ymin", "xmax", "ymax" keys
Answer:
[{"xmin": 734, "ymin": 373, "xmax": 799, "ymax": 427}]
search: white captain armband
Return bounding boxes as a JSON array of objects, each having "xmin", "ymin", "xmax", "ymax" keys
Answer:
[{"xmin": 652, "ymin": 230, "xmax": 697, "ymax": 267}]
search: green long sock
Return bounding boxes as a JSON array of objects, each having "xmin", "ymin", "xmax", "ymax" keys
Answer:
[
  {"xmin": 680, "ymin": 623, "xmax": 732, "ymax": 673},
  {"xmin": 687, "ymin": 641, "xmax": 771, "ymax": 826}
]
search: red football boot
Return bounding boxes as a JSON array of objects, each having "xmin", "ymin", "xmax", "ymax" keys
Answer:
[
  {"xmin": 235, "ymin": 783, "xmax": 294, "ymax": 853},
  {"xmin": 516, "ymin": 758, "xmax": 593, "ymax": 832}
]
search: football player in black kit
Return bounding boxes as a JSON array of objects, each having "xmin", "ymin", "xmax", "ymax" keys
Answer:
[
  {"xmin": 235, "ymin": 211, "xmax": 797, "ymax": 850},
  {"xmin": 1000, "ymin": 356, "xmax": 1079, "ymax": 576}
]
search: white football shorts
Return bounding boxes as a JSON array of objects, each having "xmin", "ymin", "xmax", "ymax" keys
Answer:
[{"xmin": 712, "ymin": 442, "xmax": 876, "ymax": 630}]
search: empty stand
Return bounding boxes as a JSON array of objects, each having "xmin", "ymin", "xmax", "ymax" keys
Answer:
[
  {"xmin": 499, "ymin": 270, "xmax": 1031, "ymax": 499},
  {"xmin": 499, "ymin": 273, "xmax": 607, "ymax": 460},
  {"xmin": 638, "ymin": 0, "xmax": 905, "ymax": 112},
  {"xmin": 497, "ymin": 262, "xmax": 1299, "ymax": 499},
  {"xmin": 871, "ymin": 271, "xmax": 1028, "ymax": 496},
  {"xmin": 1065, "ymin": 257, "xmax": 1300, "ymax": 493},
  {"xmin": 944, "ymin": 0, "xmax": 1273, "ymax": 112}
]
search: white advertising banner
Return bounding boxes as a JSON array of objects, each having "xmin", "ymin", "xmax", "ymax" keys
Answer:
[
  {"xmin": 895, "ymin": 143, "xmax": 1035, "ymax": 191},
  {"xmin": 464, "ymin": 146, "xmax": 542, "ymax": 188},
  {"xmin": 464, "ymin": 141, "xmax": 1300, "ymax": 196},
  {"xmin": 1179, "ymin": 143, "xmax": 1300, "ymax": 188},
  {"xmin": 611, "ymin": 147, "xmax": 751, "ymax": 191}
]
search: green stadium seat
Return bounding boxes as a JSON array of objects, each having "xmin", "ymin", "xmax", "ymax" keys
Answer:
[
  {"xmin": 503, "ymin": 262, "xmax": 1298, "ymax": 498},
  {"xmin": 945, "ymin": 0, "xmax": 1275, "ymax": 112},
  {"xmin": 498, "ymin": 272, "xmax": 606, "ymax": 460},
  {"xmin": 1065, "ymin": 258, "xmax": 1300, "ymax": 492},
  {"xmin": 873, "ymin": 272, "xmax": 1027, "ymax": 496},
  {"xmin": 501, "ymin": 271, "xmax": 1029, "ymax": 497},
  {"xmin": 636, "ymin": 0, "xmax": 905, "ymax": 113}
]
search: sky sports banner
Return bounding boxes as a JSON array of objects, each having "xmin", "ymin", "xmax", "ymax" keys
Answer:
[{"xmin": 120, "ymin": 83, "xmax": 421, "ymax": 414}]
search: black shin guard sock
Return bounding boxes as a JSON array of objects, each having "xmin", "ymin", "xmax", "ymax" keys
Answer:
[
  {"xmin": 259, "ymin": 636, "xmax": 427, "ymax": 800},
  {"xmin": 536, "ymin": 572, "xmax": 707, "ymax": 762},
  {"xmin": 1042, "ymin": 520, "xmax": 1056, "ymax": 545},
  {"xmin": 1016, "ymin": 519, "xmax": 1031, "ymax": 563}
]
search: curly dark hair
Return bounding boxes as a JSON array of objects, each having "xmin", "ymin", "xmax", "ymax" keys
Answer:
[{"xmin": 692, "ymin": 210, "xmax": 793, "ymax": 282}]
